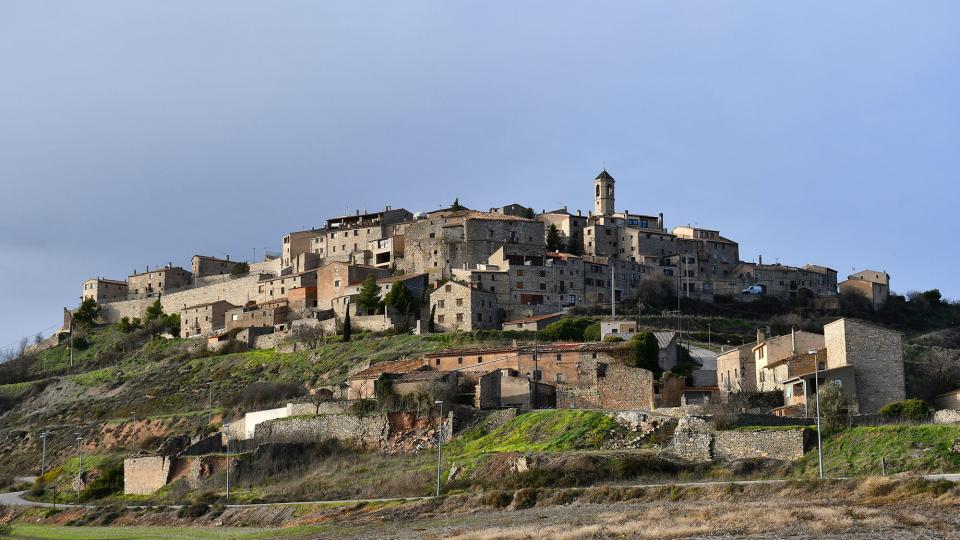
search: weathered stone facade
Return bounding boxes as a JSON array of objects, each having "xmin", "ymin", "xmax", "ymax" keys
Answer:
[
  {"xmin": 100, "ymin": 273, "xmax": 266, "ymax": 323},
  {"xmin": 662, "ymin": 415, "xmax": 809, "ymax": 464},
  {"xmin": 824, "ymin": 318, "xmax": 905, "ymax": 414},
  {"xmin": 430, "ymin": 280, "xmax": 499, "ymax": 331},
  {"xmin": 123, "ymin": 455, "xmax": 174, "ymax": 495}
]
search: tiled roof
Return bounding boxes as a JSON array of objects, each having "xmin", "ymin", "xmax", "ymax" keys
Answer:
[{"xmin": 503, "ymin": 312, "xmax": 564, "ymax": 325}]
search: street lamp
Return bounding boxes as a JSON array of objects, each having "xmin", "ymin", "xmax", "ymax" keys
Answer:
[
  {"xmin": 809, "ymin": 349, "xmax": 824, "ymax": 480},
  {"xmin": 225, "ymin": 434, "xmax": 231, "ymax": 502},
  {"xmin": 434, "ymin": 400, "xmax": 444, "ymax": 497},
  {"xmin": 39, "ymin": 432, "xmax": 48, "ymax": 476},
  {"xmin": 75, "ymin": 433, "xmax": 84, "ymax": 500}
]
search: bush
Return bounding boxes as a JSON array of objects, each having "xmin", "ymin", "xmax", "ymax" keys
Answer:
[
  {"xmin": 542, "ymin": 317, "xmax": 595, "ymax": 341},
  {"xmin": 602, "ymin": 335, "xmax": 624, "ymax": 343},
  {"xmin": 879, "ymin": 399, "xmax": 931, "ymax": 422},
  {"xmin": 480, "ymin": 490, "xmax": 513, "ymax": 508},
  {"xmin": 511, "ymin": 487, "xmax": 538, "ymax": 509},
  {"xmin": 81, "ymin": 462, "xmax": 124, "ymax": 501},
  {"xmin": 582, "ymin": 323, "xmax": 601, "ymax": 342},
  {"xmin": 223, "ymin": 382, "xmax": 305, "ymax": 410}
]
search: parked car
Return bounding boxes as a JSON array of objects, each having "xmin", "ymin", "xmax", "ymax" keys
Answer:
[{"xmin": 741, "ymin": 285, "xmax": 766, "ymax": 295}]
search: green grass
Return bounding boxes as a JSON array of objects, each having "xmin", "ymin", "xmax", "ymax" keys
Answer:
[
  {"xmin": 448, "ymin": 410, "xmax": 617, "ymax": 456},
  {"xmin": 793, "ymin": 424, "xmax": 960, "ymax": 477},
  {"xmin": 8, "ymin": 523, "xmax": 314, "ymax": 540}
]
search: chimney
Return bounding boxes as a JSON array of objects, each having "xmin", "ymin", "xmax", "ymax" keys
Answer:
[
  {"xmin": 759, "ymin": 254, "xmax": 763, "ymax": 265},
  {"xmin": 541, "ymin": 209, "xmax": 545, "ymax": 214},
  {"xmin": 659, "ymin": 212, "xmax": 664, "ymax": 229},
  {"xmin": 756, "ymin": 329, "xmax": 765, "ymax": 343},
  {"xmin": 791, "ymin": 327, "xmax": 796, "ymax": 354},
  {"xmin": 226, "ymin": 254, "xmax": 230, "ymax": 261},
  {"xmin": 577, "ymin": 209, "xmax": 582, "ymax": 216}
]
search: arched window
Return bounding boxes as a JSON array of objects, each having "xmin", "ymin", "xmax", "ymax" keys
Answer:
[
  {"xmin": 595, "ymin": 185, "xmax": 600, "ymax": 197},
  {"xmin": 607, "ymin": 185, "xmax": 614, "ymax": 197}
]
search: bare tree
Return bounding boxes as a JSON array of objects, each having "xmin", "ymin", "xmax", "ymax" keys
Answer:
[
  {"xmin": 292, "ymin": 324, "xmax": 326, "ymax": 350},
  {"xmin": 17, "ymin": 337, "xmax": 29, "ymax": 358}
]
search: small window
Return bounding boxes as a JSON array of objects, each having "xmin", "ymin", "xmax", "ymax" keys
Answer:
[
  {"xmin": 458, "ymin": 357, "xmax": 463, "ymax": 365},
  {"xmin": 435, "ymin": 358, "xmax": 441, "ymax": 366},
  {"xmin": 477, "ymin": 356, "xmax": 483, "ymax": 363}
]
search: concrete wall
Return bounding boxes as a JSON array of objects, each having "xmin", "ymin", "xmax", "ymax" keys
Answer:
[
  {"xmin": 241, "ymin": 406, "xmax": 289, "ymax": 439},
  {"xmin": 123, "ymin": 455, "xmax": 172, "ymax": 495}
]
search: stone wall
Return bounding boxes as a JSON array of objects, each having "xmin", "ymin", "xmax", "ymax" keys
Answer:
[
  {"xmin": 597, "ymin": 364, "xmax": 655, "ymax": 410},
  {"xmin": 101, "ymin": 273, "xmax": 265, "ymax": 323},
  {"xmin": 661, "ymin": 415, "xmax": 808, "ymax": 464},
  {"xmin": 934, "ymin": 409, "xmax": 960, "ymax": 424},
  {"xmin": 253, "ymin": 413, "xmax": 390, "ymax": 450},
  {"xmin": 123, "ymin": 455, "xmax": 172, "ymax": 495},
  {"xmin": 826, "ymin": 318, "xmax": 905, "ymax": 414}
]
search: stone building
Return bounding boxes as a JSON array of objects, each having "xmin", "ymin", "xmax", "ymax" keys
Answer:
[
  {"xmin": 310, "ymin": 207, "xmax": 413, "ymax": 267},
  {"xmin": 429, "ymin": 280, "xmax": 499, "ymax": 332},
  {"xmin": 501, "ymin": 312, "xmax": 564, "ymax": 332},
  {"xmin": 225, "ymin": 300, "xmax": 289, "ymax": 332},
  {"xmin": 82, "ymin": 278, "xmax": 128, "ymax": 304},
  {"xmin": 754, "ymin": 329, "xmax": 825, "ymax": 393},
  {"xmin": 127, "ymin": 265, "xmax": 192, "ymax": 299},
  {"xmin": 315, "ymin": 261, "xmax": 389, "ymax": 311},
  {"xmin": 191, "ymin": 255, "xmax": 244, "ymax": 278},
  {"xmin": 281, "ymin": 229, "xmax": 321, "ymax": 270},
  {"xmin": 717, "ymin": 341, "xmax": 758, "ymax": 395},
  {"xmin": 256, "ymin": 270, "xmax": 317, "ymax": 304},
  {"xmin": 822, "ymin": 318, "xmax": 904, "ymax": 414},
  {"xmin": 839, "ymin": 269, "xmax": 890, "ymax": 309},
  {"xmin": 181, "ymin": 300, "xmax": 236, "ymax": 338}
]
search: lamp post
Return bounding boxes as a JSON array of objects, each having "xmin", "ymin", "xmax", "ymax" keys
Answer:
[
  {"xmin": 225, "ymin": 435, "xmax": 231, "ymax": 502},
  {"xmin": 809, "ymin": 349, "xmax": 824, "ymax": 480},
  {"xmin": 39, "ymin": 432, "xmax": 47, "ymax": 476},
  {"xmin": 75, "ymin": 433, "xmax": 83, "ymax": 500},
  {"xmin": 434, "ymin": 400, "xmax": 444, "ymax": 497}
]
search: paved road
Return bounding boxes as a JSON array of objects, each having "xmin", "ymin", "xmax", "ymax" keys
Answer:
[{"xmin": 2, "ymin": 474, "xmax": 958, "ymax": 510}]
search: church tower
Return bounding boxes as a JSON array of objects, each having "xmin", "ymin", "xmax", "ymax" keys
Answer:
[{"xmin": 594, "ymin": 170, "xmax": 615, "ymax": 215}]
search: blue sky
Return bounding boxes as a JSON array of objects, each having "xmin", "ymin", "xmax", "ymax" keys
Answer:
[{"xmin": 1, "ymin": 1, "xmax": 958, "ymax": 349}]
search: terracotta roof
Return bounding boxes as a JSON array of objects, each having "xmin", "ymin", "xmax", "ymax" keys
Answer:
[{"xmin": 349, "ymin": 358, "xmax": 429, "ymax": 380}]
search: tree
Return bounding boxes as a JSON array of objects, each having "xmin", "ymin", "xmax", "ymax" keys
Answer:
[
  {"xmin": 145, "ymin": 300, "xmax": 165, "ymax": 322},
  {"xmin": 879, "ymin": 399, "xmax": 930, "ymax": 423},
  {"xmin": 230, "ymin": 262, "xmax": 250, "ymax": 278},
  {"xmin": 342, "ymin": 310, "xmax": 352, "ymax": 342},
  {"xmin": 818, "ymin": 384, "xmax": 852, "ymax": 430},
  {"xmin": 384, "ymin": 280, "xmax": 413, "ymax": 314},
  {"xmin": 163, "ymin": 313, "xmax": 181, "ymax": 338},
  {"xmin": 522, "ymin": 207, "xmax": 535, "ymax": 219},
  {"xmin": 292, "ymin": 324, "xmax": 326, "ymax": 350},
  {"xmin": 356, "ymin": 274, "xmax": 382, "ymax": 312},
  {"xmin": 565, "ymin": 234, "xmax": 583, "ymax": 256},
  {"xmin": 545, "ymin": 224, "xmax": 564, "ymax": 252},
  {"xmin": 450, "ymin": 198, "xmax": 465, "ymax": 211},
  {"xmin": 542, "ymin": 317, "xmax": 594, "ymax": 341},
  {"xmin": 631, "ymin": 332, "xmax": 661, "ymax": 374},
  {"xmin": 636, "ymin": 277, "xmax": 673, "ymax": 310},
  {"xmin": 73, "ymin": 298, "xmax": 101, "ymax": 327},
  {"xmin": 583, "ymin": 322, "xmax": 601, "ymax": 342}
]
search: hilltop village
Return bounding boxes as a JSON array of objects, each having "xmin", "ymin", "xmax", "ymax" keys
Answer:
[{"xmin": 18, "ymin": 169, "xmax": 936, "ymax": 504}]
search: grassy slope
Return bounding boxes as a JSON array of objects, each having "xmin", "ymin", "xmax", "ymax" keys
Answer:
[
  {"xmin": 793, "ymin": 425, "xmax": 960, "ymax": 477},
  {"xmin": 8, "ymin": 523, "xmax": 300, "ymax": 540}
]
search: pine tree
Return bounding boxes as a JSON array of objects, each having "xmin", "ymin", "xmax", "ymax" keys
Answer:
[
  {"xmin": 73, "ymin": 298, "xmax": 101, "ymax": 326},
  {"xmin": 545, "ymin": 224, "xmax": 564, "ymax": 252},
  {"xmin": 144, "ymin": 300, "xmax": 164, "ymax": 322},
  {"xmin": 450, "ymin": 198, "xmax": 465, "ymax": 211},
  {"xmin": 356, "ymin": 274, "xmax": 382, "ymax": 312},
  {"xmin": 566, "ymin": 233, "xmax": 583, "ymax": 256}
]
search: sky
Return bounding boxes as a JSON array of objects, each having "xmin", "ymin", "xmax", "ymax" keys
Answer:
[{"xmin": 1, "ymin": 1, "xmax": 958, "ymax": 350}]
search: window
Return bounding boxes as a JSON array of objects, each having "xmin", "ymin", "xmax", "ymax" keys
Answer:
[
  {"xmin": 458, "ymin": 357, "xmax": 463, "ymax": 364},
  {"xmin": 437, "ymin": 315, "xmax": 444, "ymax": 323},
  {"xmin": 477, "ymin": 356, "xmax": 483, "ymax": 363},
  {"xmin": 833, "ymin": 379, "xmax": 842, "ymax": 387},
  {"xmin": 556, "ymin": 354, "xmax": 561, "ymax": 361},
  {"xmin": 456, "ymin": 313, "xmax": 464, "ymax": 322},
  {"xmin": 516, "ymin": 282, "xmax": 524, "ymax": 289},
  {"xmin": 456, "ymin": 298, "xmax": 463, "ymax": 306},
  {"xmin": 533, "ymin": 369, "xmax": 542, "ymax": 380},
  {"xmin": 435, "ymin": 358, "xmax": 441, "ymax": 366},
  {"xmin": 517, "ymin": 269, "xmax": 524, "ymax": 276},
  {"xmin": 556, "ymin": 373, "xmax": 565, "ymax": 383},
  {"xmin": 437, "ymin": 300, "xmax": 445, "ymax": 308},
  {"xmin": 445, "ymin": 284, "xmax": 451, "ymax": 292}
]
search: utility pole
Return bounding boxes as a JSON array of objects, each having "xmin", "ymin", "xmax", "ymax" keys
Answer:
[
  {"xmin": 610, "ymin": 264, "xmax": 616, "ymax": 317},
  {"xmin": 207, "ymin": 382, "xmax": 214, "ymax": 426},
  {"xmin": 810, "ymin": 349, "xmax": 824, "ymax": 480},
  {"xmin": 39, "ymin": 432, "xmax": 47, "ymax": 476},
  {"xmin": 434, "ymin": 400, "xmax": 444, "ymax": 497},
  {"xmin": 225, "ymin": 436, "xmax": 231, "ymax": 501},
  {"xmin": 708, "ymin": 324, "xmax": 712, "ymax": 347},
  {"xmin": 75, "ymin": 433, "xmax": 83, "ymax": 501}
]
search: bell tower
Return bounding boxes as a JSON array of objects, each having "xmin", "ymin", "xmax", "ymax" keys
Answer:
[{"xmin": 594, "ymin": 170, "xmax": 615, "ymax": 215}]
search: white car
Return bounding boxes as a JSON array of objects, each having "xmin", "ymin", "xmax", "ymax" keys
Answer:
[{"xmin": 741, "ymin": 285, "xmax": 765, "ymax": 295}]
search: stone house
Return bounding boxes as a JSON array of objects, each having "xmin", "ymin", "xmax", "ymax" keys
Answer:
[
  {"xmin": 127, "ymin": 265, "xmax": 192, "ymax": 299},
  {"xmin": 287, "ymin": 286, "xmax": 317, "ymax": 314},
  {"xmin": 717, "ymin": 341, "xmax": 757, "ymax": 395},
  {"xmin": 490, "ymin": 203, "xmax": 533, "ymax": 217},
  {"xmin": 180, "ymin": 300, "xmax": 237, "ymax": 338},
  {"xmin": 555, "ymin": 359, "xmax": 655, "ymax": 410},
  {"xmin": 476, "ymin": 368, "xmax": 556, "ymax": 409},
  {"xmin": 839, "ymin": 269, "xmax": 890, "ymax": 309},
  {"xmin": 347, "ymin": 358, "xmax": 432, "ymax": 400},
  {"xmin": 256, "ymin": 270, "xmax": 317, "ymax": 304},
  {"xmin": 429, "ymin": 280, "xmax": 499, "ymax": 332},
  {"xmin": 225, "ymin": 300, "xmax": 289, "ymax": 332},
  {"xmin": 191, "ymin": 255, "xmax": 244, "ymax": 278},
  {"xmin": 600, "ymin": 320, "xmax": 637, "ymax": 340},
  {"xmin": 775, "ymin": 318, "xmax": 905, "ymax": 416},
  {"xmin": 281, "ymin": 229, "xmax": 321, "ymax": 270},
  {"xmin": 311, "ymin": 207, "xmax": 412, "ymax": 267},
  {"xmin": 82, "ymin": 278, "xmax": 128, "ymax": 304},
  {"xmin": 754, "ymin": 329, "xmax": 825, "ymax": 393},
  {"xmin": 315, "ymin": 261, "xmax": 389, "ymax": 310}
]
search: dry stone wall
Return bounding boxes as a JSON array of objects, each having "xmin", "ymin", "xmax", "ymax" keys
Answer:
[
  {"xmin": 661, "ymin": 415, "xmax": 808, "ymax": 464},
  {"xmin": 253, "ymin": 413, "xmax": 390, "ymax": 450},
  {"xmin": 101, "ymin": 274, "xmax": 264, "ymax": 323},
  {"xmin": 123, "ymin": 455, "xmax": 173, "ymax": 495}
]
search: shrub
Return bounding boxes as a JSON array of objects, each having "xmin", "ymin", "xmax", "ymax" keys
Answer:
[
  {"xmin": 511, "ymin": 488, "xmax": 538, "ymax": 509},
  {"xmin": 81, "ymin": 462, "xmax": 124, "ymax": 501},
  {"xmin": 602, "ymin": 335, "xmax": 624, "ymax": 343},
  {"xmin": 879, "ymin": 399, "xmax": 931, "ymax": 422},
  {"xmin": 630, "ymin": 332, "xmax": 660, "ymax": 374},
  {"xmin": 230, "ymin": 262, "xmax": 250, "ymax": 277},
  {"xmin": 582, "ymin": 323, "xmax": 601, "ymax": 342},
  {"xmin": 542, "ymin": 317, "xmax": 594, "ymax": 341},
  {"xmin": 480, "ymin": 490, "xmax": 513, "ymax": 508}
]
